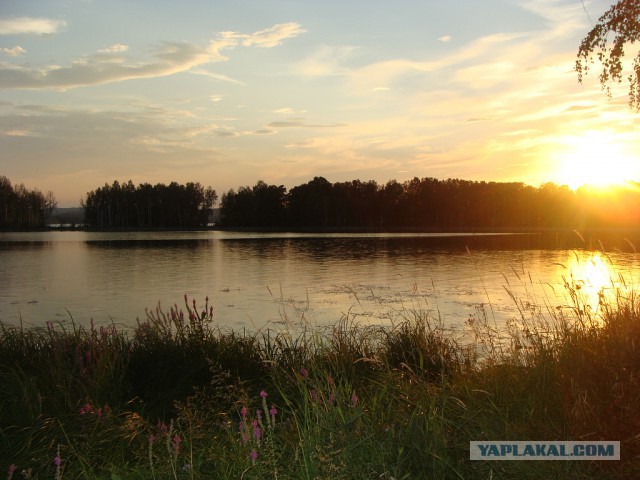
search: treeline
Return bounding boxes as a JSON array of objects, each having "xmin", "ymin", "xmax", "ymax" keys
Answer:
[
  {"xmin": 219, "ymin": 176, "xmax": 640, "ymax": 230},
  {"xmin": 83, "ymin": 180, "xmax": 217, "ymax": 228},
  {"xmin": 0, "ymin": 176, "xmax": 57, "ymax": 229}
]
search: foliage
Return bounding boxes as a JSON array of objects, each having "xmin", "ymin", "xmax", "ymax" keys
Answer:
[
  {"xmin": 0, "ymin": 176, "xmax": 57, "ymax": 229},
  {"xmin": 1, "ymin": 277, "xmax": 640, "ymax": 478},
  {"xmin": 577, "ymin": 0, "xmax": 640, "ymax": 110},
  {"xmin": 82, "ymin": 180, "xmax": 217, "ymax": 229},
  {"xmin": 220, "ymin": 176, "xmax": 640, "ymax": 230}
]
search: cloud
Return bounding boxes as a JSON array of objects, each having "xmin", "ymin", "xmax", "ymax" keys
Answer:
[
  {"xmin": 218, "ymin": 22, "xmax": 305, "ymax": 48},
  {"xmin": 0, "ymin": 46, "xmax": 25, "ymax": 57},
  {"xmin": 0, "ymin": 16, "xmax": 67, "ymax": 35},
  {"xmin": 297, "ymin": 45, "xmax": 359, "ymax": 76},
  {"xmin": 267, "ymin": 119, "xmax": 345, "ymax": 128},
  {"xmin": 98, "ymin": 44, "xmax": 128, "ymax": 54},
  {"xmin": 242, "ymin": 23, "xmax": 306, "ymax": 48},
  {"xmin": 0, "ymin": 23, "xmax": 303, "ymax": 90},
  {"xmin": 438, "ymin": 35, "xmax": 452, "ymax": 43}
]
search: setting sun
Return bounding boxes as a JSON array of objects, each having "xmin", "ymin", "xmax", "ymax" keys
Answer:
[{"xmin": 551, "ymin": 131, "xmax": 639, "ymax": 190}]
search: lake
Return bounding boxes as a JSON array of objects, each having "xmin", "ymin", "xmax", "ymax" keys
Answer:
[{"xmin": 1, "ymin": 230, "xmax": 639, "ymax": 333}]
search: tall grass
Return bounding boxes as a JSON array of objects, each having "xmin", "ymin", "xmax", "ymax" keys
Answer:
[{"xmin": 1, "ymin": 277, "xmax": 638, "ymax": 478}]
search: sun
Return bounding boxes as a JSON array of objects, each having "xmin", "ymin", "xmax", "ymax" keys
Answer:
[{"xmin": 550, "ymin": 131, "xmax": 639, "ymax": 190}]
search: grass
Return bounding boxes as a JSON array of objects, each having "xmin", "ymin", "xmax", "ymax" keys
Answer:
[{"xmin": 1, "ymin": 275, "xmax": 639, "ymax": 479}]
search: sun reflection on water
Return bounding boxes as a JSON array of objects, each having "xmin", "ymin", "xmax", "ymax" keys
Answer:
[{"xmin": 563, "ymin": 252, "xmax": 618, "ymax": 315}]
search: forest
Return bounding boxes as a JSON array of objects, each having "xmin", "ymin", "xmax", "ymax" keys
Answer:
[
  {"xmin": 219, "ymin": 177, "xmax": 640, "ymax": 230},
  {"xmin": 82, "ymin": 180, "xmax": 217, "ymax": 228},
  {"xmin": 0, "ymin": 176, "xmax": 57, "ymax": 229},
  {"xmin": 2, "ymin": 175, "xmax": 639, "ymax": 231}
]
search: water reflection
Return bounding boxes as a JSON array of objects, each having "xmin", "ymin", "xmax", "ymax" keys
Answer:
[
  {"xmin": 562, "ymin": 252, "xmax": 625, "ymax": 316},
  {"xmin": 1, "ymin": 231, "xmax": 640, "ymax": 331}
]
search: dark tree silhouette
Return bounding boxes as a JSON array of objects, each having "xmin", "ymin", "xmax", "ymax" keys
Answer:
[
  {"xmin": 83, "ymin": 180, "xmax": 216, "ymax": 228},
  {"xmin": 577, "ymin": 0, "xmax": 640, "ymax": 109},
  {"xmin": 0, "ymin": 176, "xmax": 57, "ymax": 229}
]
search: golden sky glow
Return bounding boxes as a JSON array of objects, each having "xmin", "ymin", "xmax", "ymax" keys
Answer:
[
  {"xmin": 549, "ymin": 131, "xmax": 640, "ymax": 190},
  {"xmin": 0, "ymin": 0, "xmax": 639, "ymax": 206}
]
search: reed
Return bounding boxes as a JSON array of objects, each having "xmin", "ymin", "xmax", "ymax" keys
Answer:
[{"xmin": 1, "ymin": 277, "xmax": 638, "ymax": 479}]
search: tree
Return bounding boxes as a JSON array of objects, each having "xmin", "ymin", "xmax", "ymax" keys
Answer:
[{"xmin": 576, "ymin": 0, "xmax": 640, "ymax": 110}]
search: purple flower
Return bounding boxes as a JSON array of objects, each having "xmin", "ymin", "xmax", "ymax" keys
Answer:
[
  {"xmin": 299, "ymin": 367, "xmax": 309, "ymax": 378},
  {"xmin": 259, "ymin": 390, "xmax": 268, "ymax": 398},
  {"xmin": 241, "ymin": 406, "xmax": 248, "ymax": 418},
  {"xmin": 269, "ymin": 405, "xmax": 278, "ymax": 417},
  {"xmin": 250, "ymin": 449, "xmax": 258, "ymax": 462},
  {"xmin": 157, "ymin": 421, "xmax": 168, "ymax": 435},
  {"xmin": 7, "ymin": 464, "xmax": 17, "ymax": 479},
  {"xmin": 148, "ymin": 434, "xmax": 156, "ymax": 445},
  {"xmin": 54, "ymin": 453, "xmax": 61, "ymax": 467},
  {"xmin": 351, "ymin": 392, "xmax": 359, "ymax": 407},
  {"xmin": 172, "ymin": 434, "xmax": 181, "ymax": 453}
]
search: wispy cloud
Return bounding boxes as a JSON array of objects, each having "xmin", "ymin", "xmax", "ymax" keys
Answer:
[
  {"xmin": 0, "ymin": 16, "xmax": 67, "ymax": 35},
  {"xmin": 240, "ymin": 23, "xmax": 306, "ymax": 48},
  {"xmin": 267, "ymin": 119, "xmax": 345, "ymax": 128},
  {"xmin": 297, "ymin": 45, "xmax": 359, "ymax": 76},
  {"xmin": 0, "ymin": 46, "xmax": 25, "ymax": 57},
  {"xmin": 438, "ymin": 35, "xmax": 452, "ymax": 43},
  {"xmin": 0, "ymin": 23, "xmax": 304, "ymax": 90}
]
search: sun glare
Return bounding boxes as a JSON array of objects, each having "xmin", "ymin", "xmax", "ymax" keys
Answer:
[
  {"xmin": 551, "ymin": 131, "xmax": 638, "ymax": 190},
  {"xmin": 565, "ymin": 252, "xmax": 615, "ymax": 315}
]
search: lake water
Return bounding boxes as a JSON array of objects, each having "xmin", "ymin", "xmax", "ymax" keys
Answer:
[{"xmin": 1, "ymin": 231, "xmax": 640, "ymax": 333}]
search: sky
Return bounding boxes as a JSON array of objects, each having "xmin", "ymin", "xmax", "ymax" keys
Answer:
[{"xmin": 1, "ymin": 0, "xmax": 639, "ymax": 207}]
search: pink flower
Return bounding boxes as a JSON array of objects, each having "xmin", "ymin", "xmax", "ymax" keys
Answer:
[
  {"xmin": 259, "ymin": 390, "xmax": 268, "ymax": 398},
  {"xmin": 157, "ymin": 421, "xmax": 168, "ymax": 435},
  {"xmin": 241, "ymin": 406, "xmax": 248, "ymax": 418},
  {"xmin": 351, "ymin": 392, "xmax": 359, "ymax": 407},
  {"xmin": 148, "ymin": 434, "xmax": 156, "ymax": 445},
  {"xmin": 7, "ymin": 464, "xmax": 17, "ymax": 478},
  {"xmin": 172, "ymin": 434, "xmax": 181, "ymax": 453},
  {"xmin": 299, "ymin": 367, "xmax": 309, "ymax": 378},
  {"xmin": 250, "ymin": 449, "xmax": 258, "ymax": 462},
  {"xmin": 54, "ymin": 453, "xmax": 61, "ymax": 467},
  {"xmin": 269, "ymin": 405, "xmax": 278, "ymax": 417}
]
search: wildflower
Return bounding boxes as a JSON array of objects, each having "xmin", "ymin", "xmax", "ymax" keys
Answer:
[
  {"xmin": 7, "ymin": 465, "xmax": 16, "ymax": 480},
  {"xmin": 299, "ymin": 367, "xmax": 309, "ymax": 378},
  {"xmin": 241, "ymin": 406, "xmax": 248, "ymax": 418},
  {"xmin": 54, "ymin": 446, "xmax": 62, "ymax": 480},
  {"xmin": 351, "ymin": 392, "xmax": 359, "ymax": 407},
  {"xmin": 269, "ymin": 405, "xmax": 278, "ymax": 425},
  {"xmin": 172, "ymin": 434, "xmax": 181, "ymax": 454},
  {"xmin": 259, "ymin": 390, "xmax": 268, "ymax": 398},
  {"xmin": 327, "ymin": 375, "xmax": 335, "ymax": 386},
  {"xmin": 310, "ymin": 389, "xmax": 318, "ymax": 402},
  {"xmin": 157, "ymin": 421, "xmax": 168, "ymax": 435},
  {"xmin": 149, "ymin": 434, "xmax": 156, "ymax": 445},
  {"xmin": 250, "ymin": 449, "xmax": 258, "ymax": 462}
]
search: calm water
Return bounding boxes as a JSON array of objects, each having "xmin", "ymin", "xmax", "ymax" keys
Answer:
[{"xmin": 1, "ymin": 231, "xmax": 639, "ymax": 332}]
